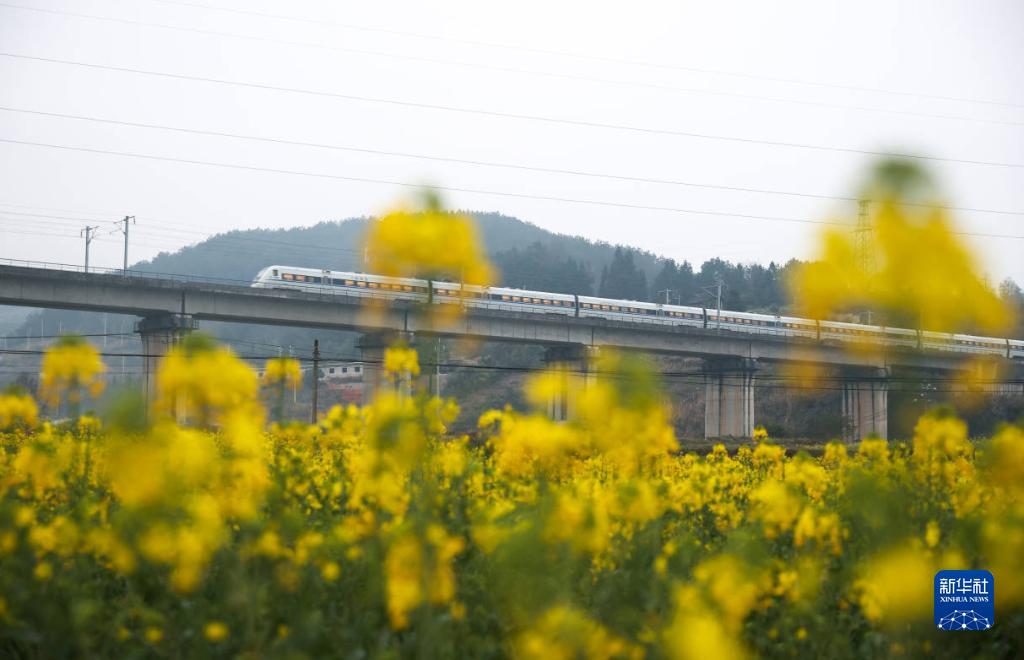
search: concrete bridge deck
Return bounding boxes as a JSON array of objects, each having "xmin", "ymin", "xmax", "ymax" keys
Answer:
[
  {"xmin": 0, "ymin": 263, "xmax": 1009, "ymax": 370},
  {"xmin": 2, "ymin": 264, "xmax": 1020, "ymax": 440}
]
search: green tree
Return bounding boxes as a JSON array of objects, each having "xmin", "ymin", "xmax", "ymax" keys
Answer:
[{"xmin": 599, "ymin": 247, "xmax": 649, "ymax": 301}]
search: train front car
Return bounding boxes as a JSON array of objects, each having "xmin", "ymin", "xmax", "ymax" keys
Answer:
[{"xmin": 250, "ymin": 265, "xmax": 282, "ymax": 288}]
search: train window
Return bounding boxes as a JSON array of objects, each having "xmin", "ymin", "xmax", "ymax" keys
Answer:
[
  {"xmin": 368, "ymin": 282, "xmax": 378, "ymax": 288},
  {"xmin": 272, "ymin": 269, "xmax": 278, "ymax": 277},
  {"xmin": 345, "ymin": 279, "xmax": 355, "ymax": 286},
  {"xmin": 403, "ymin": 285, "xmax": 412, "ymax": 292},
  {"xmin": 356, "ymin": 281, "xmax": 366, "ymax": 287},
  {"xmin": 311, "ymin": 277, "xmax": 322, "ymax": 284},
  {"xmin": 502, "ymin": 295, "xmax": 511, "ymax": 301},
  {"xmin": 282, "ymin": 273, "xmax": 294, "ymax": 280}
]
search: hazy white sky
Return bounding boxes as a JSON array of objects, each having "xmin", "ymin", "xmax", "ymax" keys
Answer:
[{"xmin": 1, "ymin": 0, "xmax": 1022, "ymax": 282}]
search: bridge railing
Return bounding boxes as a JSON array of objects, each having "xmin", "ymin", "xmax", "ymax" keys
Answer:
[
  {"xmin": 2, "ymin": 259, "xmax": 1017, "ymax": 358},
  {"xmin": 0, "ymin": 257, "xmax": 259, "ymax": 287}
]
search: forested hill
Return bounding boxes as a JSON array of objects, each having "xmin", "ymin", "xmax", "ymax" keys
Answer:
[{"xmin": 134, "ymin": 212, "xmax": 799, "ymax": 313}]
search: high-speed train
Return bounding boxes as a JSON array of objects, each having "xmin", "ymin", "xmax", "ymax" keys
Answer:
[{"xmin": 252, "ymin": 265, "xmax": 1024, "ymax": 359}]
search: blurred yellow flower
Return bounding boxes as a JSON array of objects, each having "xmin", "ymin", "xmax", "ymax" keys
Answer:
[
  {"xmin": 262, "ymin": 357, "xmax": 303, "ymax": 389},
  {"xmin": 156, "ymin": 336, "xmax": 259, "ymax": 426},
  {"xmin": 0, "ymin": 389, "xmax": 38, "ymax": 429},
  {"xmin": 39, "ymin": 336, "xmax": 106, "ymax": 409},
  {"xmin": 789, "ymin": 159, "xmax": 1012, "ymax": 335},
  {"xmin": 516, "ymin": 605, "xmax": 640, "ymax": 660},
  {"xmin": 364, "ymin": 189, "xmax": 494, "ymax": 286},
  {"xmin": 203, "ymin": 621, "xmax": 229, "ymax": 642},
  {"xmin": 384, "ymin": 346, "xmax": 421, "ymax": 378},
  {"xmin": 854, "ymin": 544, "xmax": 934, "ymax": 625}
]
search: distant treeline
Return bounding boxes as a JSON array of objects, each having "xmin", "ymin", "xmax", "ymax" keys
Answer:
[
  {"xmin": 494, "ymin": 242, "xmax": 1024, "ymax": 337},
  {"xmin": 493, "ymin": 242, "xmax": 797, "ymax": 313}
]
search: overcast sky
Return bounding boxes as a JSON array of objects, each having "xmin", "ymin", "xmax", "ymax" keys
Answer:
[{"xmin": 1, "ymin": 0, "xmax": 1022, "ymax": 284}]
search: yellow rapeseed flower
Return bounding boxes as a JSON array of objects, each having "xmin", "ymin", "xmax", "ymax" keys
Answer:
[
  {"xmin": 204, "ymin": 621, "xmax": 229, "ymax": 642},
  {"xmin": 39, "ymin": 336, "xmax": 106, "ymax": 409},
  {"xmin": 0, "ymin": 389, "xmax": 38, "ymax": 429},
  {"xmin": 262, "ymin": 357, "xmax": 303, "ymax": 389}
]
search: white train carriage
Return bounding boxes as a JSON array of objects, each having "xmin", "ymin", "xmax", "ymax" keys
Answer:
[
  {"xmin": 880, "ymin": 325, "xmax": 919, "ymax": 348},
  {"xmin": 578, "ymin": 295, "xmax": 662, "ymax": 323},
  {"xmin": 949, "ymin": 333, "xmax": 1013, "ymax": 356},
  {"xmin": 660, "ymin": 303, "xmax": 707, "ymax": 328},
  {"xmin": 775, "ymin": 315, "xmax": 819, "ymax": 339},
  {"xmin": 820, "ymin": 319, "xmax": 893, "ymax": 345},
  {"xmin": 483, "ymin": 286, "xmax": 576, "ymax": 315},
  {"xmin": 707, "ymin": 308, "xmax": 784, "ymax": 335},
  {"xmin": 252, "ymin": 265, "xmax": 1024, "ymax": 360}
]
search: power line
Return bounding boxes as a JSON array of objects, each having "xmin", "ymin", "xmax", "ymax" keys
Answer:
[
  {"xmin": 0, "ymin": 346, "xmax": 1019, "ymax": 393},
  {"xmin": 146, "ymin": 0, "xmax": 1024, "ymax": 110},
  {"xmin": 4, "ymin": 106, "xmax": 1023, "ymax": 217},
  {"xmin": 3, "ymin": 52, "xmax": 1022, "ymax": 169},
  {"xmin": 0, "ymin": 332, "xmax": 136, "ymax": 340},
  {"xmin": 1, "ymin": 2, "xmax": 1019, "ymax": 128},
  {"xmin": 6, "ymin": 138, "xmax": 1024, "ymax": 240}
]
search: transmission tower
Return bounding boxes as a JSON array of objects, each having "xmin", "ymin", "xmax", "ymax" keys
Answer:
[
  {"xmin": 853, "ymin": 199, "xmax": 874, "ymax": 273},
  {"xmin": 853, "ymin": 199, "xmax": 875, "ymax": 324}
]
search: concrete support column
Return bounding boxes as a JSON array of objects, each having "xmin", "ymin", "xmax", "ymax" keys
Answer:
[
  {"xmin": 965, "ymin": 361, "xmax": 1024, "ymax": 396},
  {"xmin": 704, "ymin": 358, "xmax": 757, "ymax": 439},
  {"xmin": 135, "ymin": 313, "xmax": 195, "ymax": 408},
  {"xmin": 841, "ymin": 367, "xmax": 889, "ymax": 442},
  {"xmin": 414, "ymin": 334, "xmax": 443, "ymax": 398},
  {"xmin": 358, "ymin": 331, "xmax": 414, "ymax": 404},
  {"xmin": 542, "ymin": 344, "xmax": 598, "ymax": 421}
]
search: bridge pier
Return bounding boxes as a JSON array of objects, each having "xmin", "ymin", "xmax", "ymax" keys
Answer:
[
  {"xmin": 542, "ymin": 344, "xmax": 598, "ymax": 421},
  {"xmin": 841, "ymin": 367, "xmax": 889, "ymax": 442},
  {"xmin": 358, "ymin": 331, "xmax": 414, "ymax": 404},
  {"xmin": 704, "ymin": 358, "xmax": 757, "ymax": 439},
  {"xmin": 414, "ymin": 334, "xmax": 444, "ymax": 398},
  {"xmin": 135, "ymin": 313, "xmax": 195, "ymax": 408}
]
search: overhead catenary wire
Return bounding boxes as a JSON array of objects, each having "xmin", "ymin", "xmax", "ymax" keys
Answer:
[
  {"xmin": 0, "ymin": 2, "xmax": 1020, "ymax": 128},
  {"xmin": 2, "ymin": 52, "xmax": 1022, "ymax": 169},
  {"xmin": 5, "ymin": 138, "xmax": 1024, "ymax": 241},
  {"xmin": 3, "ymin": 106, "xmax": 1023, "ymax": 218},
  {"xmin": 145, "ymin": 0, "xmax": 1024, "ymax": 110},
  {"xmin": 0, "ymin": 347, "xmax": 1020, "ymax": 393}
]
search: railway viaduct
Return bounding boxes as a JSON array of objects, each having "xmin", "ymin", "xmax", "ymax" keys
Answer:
[{"xmin": 1, "ymin": 264, "xmax": 1021, "ymax": 441}]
